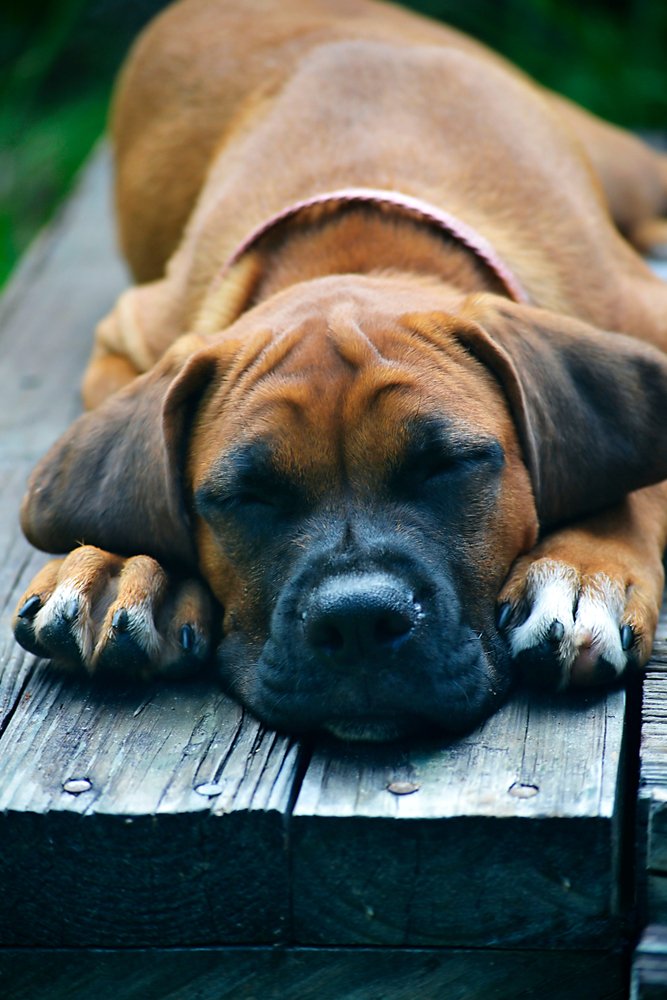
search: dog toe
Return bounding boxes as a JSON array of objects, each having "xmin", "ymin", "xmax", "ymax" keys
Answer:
[
  {"xmin": 13, "ymin": 550, "xmax": 118, "ymax": 667},
  {"xmin": 14, "ymin": 592, "xmax": 50, "ymax": 658},
  {"xmin": 155, "ymin": 579, "xmax": 214, "ymax": 677},
  {"xmin": 92, "ymin": 601, "xmax": 160, "ymax": 678},
  {"xmin": 13, "ymin": 548, "xmax": 215, "ymax": 680},
  {"xmin": 498, "ymin": 557, "xmax": 650, "ymax": 689}
]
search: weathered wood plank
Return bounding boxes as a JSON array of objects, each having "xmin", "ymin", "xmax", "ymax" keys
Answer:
[
  {"xmin": 0, "ymin": 946, "xmax": 626, "ymax": 1000},
  {"xmin": 0, "ymin": 148, "xmax": 295, "ymax": 951},
  {"xmin": 288, "ymin": 237, "xmax": 667, "ymax": 957},
  {"xmin": 0, "ymin": 664, "xmax": 299, "ymax": 946},
  {"xmin": 637, "ymin": 596, "xmax": 667, "ymax": 955},
  {"xmin": 0, "ymin": 166, "xmax": 298, "ymax": 941},
  {"xmin": 635, "ymin": 260, "xmax": 667, "ymax": 952},
  {"xmin": 0, "ymin": 148, "xmax": 126, "ymax": 731},
  {"xmin": 637, "ymin": 599, "xmax": 667, "ymax": 890},
  {"xmin": 632, "ymin": 926, "xmax": 667, "ymax": 1000},
  {"xmin": 0, "ymin": 146, "xmax": 126, "ymax": 463},
  {"xmin": 0, "ymin": 459, "xmax": 58, "ymax": 733},
  {"xmin": 292, "ymin": 688, "xmax": 625, "ymax": 948}
]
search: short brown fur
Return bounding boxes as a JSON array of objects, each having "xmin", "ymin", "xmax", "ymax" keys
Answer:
[{"xmin": 12, "ymin": 0, "xmax": 667, "ymax": 734}]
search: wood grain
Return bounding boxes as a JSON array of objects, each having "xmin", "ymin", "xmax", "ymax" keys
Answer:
[
  {"xmin": 635, "ymin": 253, "xmax": 667, "ymax": 962},
  {"xmin": 632, "ymin": 926, "xmax": 667, "ymax": 1000},
  {"xmin": 0, "ymin": 150, "xmax": 299, "ymax": 947},
  {"xmin": 0, "ymin": 666, "xmax": 300, "ymax": 946},
  {"xmin": 0, "ymin": 148, "xmax": 126, "ymax": 733},
  {"xmin": 292, "ymin": 689, "xmax": 625, "ymax": 947},
  {"xmin": 638, "ymin": 599, "xmax": 667, "ymax": 881},
  {"xmin": 0, "ymin": 946, "xmax": 626, "ymax": 1000}
]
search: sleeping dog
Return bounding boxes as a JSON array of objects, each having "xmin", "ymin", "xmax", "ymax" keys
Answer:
[{"xmin": 13, "ymin": 0, "xmax": 667, "ymax": 741}]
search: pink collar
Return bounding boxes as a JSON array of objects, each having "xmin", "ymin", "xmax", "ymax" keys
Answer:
[{"xmin": 222, "ymin": 187, "xmax": 529, "ymax": 303}]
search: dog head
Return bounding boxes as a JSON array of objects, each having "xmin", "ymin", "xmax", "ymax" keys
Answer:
[{"xmin": 21, "ymin": 276, "xmax": 667, "ymax": 738}]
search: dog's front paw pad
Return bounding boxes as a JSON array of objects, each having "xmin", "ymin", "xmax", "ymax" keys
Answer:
[
  {"xmin": 498, "ymin": 559, "xmax": 646, "ymax": 689},
  {"xmin": 13, "ymin": 549, "xmax": 120, "ymax": 668},
  {"xmin": 13, "ymin": 549, "xmax": 214, "ymax": 679}
]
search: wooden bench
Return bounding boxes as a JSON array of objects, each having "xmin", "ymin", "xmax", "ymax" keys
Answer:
[
  {"xmin": 0, "ymin": 148, "xmax": 665, "ymax": 1000},
  {"xmin": 634, "ymin": 577, "xmax": 667, "ymax": 999}
]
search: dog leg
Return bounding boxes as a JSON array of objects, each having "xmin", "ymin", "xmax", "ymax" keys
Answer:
[
  {"xmin": 497, "ymin": 482, "xmax": 667, "ymax": 688},
  {"xmin": 81, "ymin": 280, "xmax": 188, "ymax": 409},
  {"xmin": 12, "ymin": 546, "xmax": 215, "ymax": 679},
  {"xmin": 551, "ymin": 95, "xmax": 667, "ymax": 255}
]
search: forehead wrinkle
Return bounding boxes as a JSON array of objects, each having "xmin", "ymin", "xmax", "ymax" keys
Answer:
[
  {"xmin": 233, "ymin": 323, "xmax": 308, "ymax": 398},
  {"xmin": 235, "ymin": 372, "xmax": 342, "ymax": 490},
  {"xmin": 326, "ymin": 308, "xmax": 387, "ymax": 370},
  {"xmin": 218, "ymin": 327, "xmax": 273, "ymax": 396},
  {"xmin": 357, "ymin": 372, "xmax": 418, "ymax": 411},
  {"xmin": 396, "ymin": 311, "xmax": 473, "ymax": 370},
  {"xmin": 244, "ymin": 375, "xmax": 310, "ymax": 425},
  {"xmin": 335, "ymin": 360, "xmax": 421, "ymax": 483}
]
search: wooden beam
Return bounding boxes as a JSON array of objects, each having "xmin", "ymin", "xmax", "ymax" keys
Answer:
[
  {"xmin": 637, "ymin": 595, "xmax": 667, "ymax": 943},
  {"xmin": 0, "ymin": 148, "xmax": 126, "ymax": 735},
  {"xmin": 0, "ymin": 946, "xmax": 626, "ymax": 1000},
  {"xmin": 0, "ymin": 150, "xmax": 299, "ymax": 947},
  {"xmin": 292, "ymin": 688, "xmax": 626, "ymax": 948},
  {"xmin": 632, "ymin": 926, "xmax": 667, "ymax": 1000},
  {"xmin": 0, "ymin": 670, "xmax": 300, "ymax": 946}
]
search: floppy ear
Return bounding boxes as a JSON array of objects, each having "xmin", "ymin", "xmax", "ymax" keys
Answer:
[
  {"xmin": 20, "ymin": 334, "xmax": 222, "ymax": 571},
  {"xmin": 455, "ymin": 295, "xmax": 667, "ymax": 528}
]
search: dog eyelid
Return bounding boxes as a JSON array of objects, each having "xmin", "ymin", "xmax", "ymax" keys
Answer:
[
  {"xmin": 391, "ymin": 438, "xmax": 505, "ymax": 494},
  {"xmin": 194, "ymin": 457, "xmax": 304, "ymax": 519},
  {"xmin": 398, "ymin": 424, "xmax": 504, "ymax": 476},
  {"xmin": 194, "ymin": 478, "xmax": 290, "ymax": 517}
]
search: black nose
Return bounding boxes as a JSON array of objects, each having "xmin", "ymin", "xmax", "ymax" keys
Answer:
[{"xmin": 303, "ymin": 573, "xmax": 420, "ymax": 666}]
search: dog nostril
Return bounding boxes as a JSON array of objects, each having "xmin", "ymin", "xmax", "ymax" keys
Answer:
[
  {"xmin": 309, "ymin": 620, "xmax": 345, "ymax": 655},
  {"xmin": 374, "ymin": 611, "xmax": 413, "ymax": 647},
  {"xmin": 302, "ymin": 573, "xmax": 420, "ymax": 663}
]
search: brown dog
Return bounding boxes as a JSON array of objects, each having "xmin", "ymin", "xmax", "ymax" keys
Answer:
[{"xmin": 12, "ymin": 0, "xmax": 667, "ymax": 741}]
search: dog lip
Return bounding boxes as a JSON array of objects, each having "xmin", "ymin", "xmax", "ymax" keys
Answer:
[
  {"xmin": 246, "ymin": 616, "xmax": 506, "ymax": 737},
  {"xmin": 323, "ymin": 715, "xmax": 418, "ymax": 742}
]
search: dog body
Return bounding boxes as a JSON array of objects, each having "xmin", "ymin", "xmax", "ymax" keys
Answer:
[{"xmin": 14, "ymin": 0, "xmax": 667, "ymax": 740}]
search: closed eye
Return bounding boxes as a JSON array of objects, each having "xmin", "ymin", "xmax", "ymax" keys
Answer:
[
  {"xmin": 212, "ymin": 489, "xmax": 276, "ymax": 512},
  {"xmin": 391, "ymin": 419, "xmax": 504, "ymax": 494},
  {"xmin": 419, "ymin": 442, "xmax": 505, "ymax": 480},
  {"xmin": 195, "ymin": 479, "xmax": 297, "ymax": 520},
  {"xmin": 194, "ymin": 439, "xmax": 304, "ymax": 523}
]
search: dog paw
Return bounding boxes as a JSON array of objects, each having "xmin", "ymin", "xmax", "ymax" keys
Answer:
[
  {"xmin": 13, "ymin": 546, "xmax": 214, "ymax": 679},
  {"xmin": 630, "ymin": 216, "xmax": 667, "ymax": 260},
  {"xmin": 497, "ymin": 556, "xmax": 661, "ymax": 689}
]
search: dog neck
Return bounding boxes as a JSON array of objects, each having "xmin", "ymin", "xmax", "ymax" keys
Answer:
[{"xmin": 193, "ymin": 189, "xmax": 528, "ymax": 333}]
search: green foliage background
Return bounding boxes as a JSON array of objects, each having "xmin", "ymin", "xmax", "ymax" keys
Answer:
[{"xmin": 1, "ymin": 0, "xmax": 666, "ymax": 286}]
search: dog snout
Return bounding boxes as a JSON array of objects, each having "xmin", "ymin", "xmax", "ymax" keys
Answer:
[{"xmin": 302, "ymin": 572, "xmax": 421, "ymax": 667}]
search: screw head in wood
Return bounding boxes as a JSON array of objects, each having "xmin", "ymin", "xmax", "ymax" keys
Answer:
[
  {"xmin": 63, "ymin": 777, "xmax": 92, "ymax": 794},
  {"xmin": 387, "ymin": 780, "xmax": 420, "ymax": 795},
  {"xmin": 195, "ymin": 782, "xmax": 225, "ymax": 797},
  {"xmin": 508, "ymin": 781, "xmax": 539, "ymax": 798}
]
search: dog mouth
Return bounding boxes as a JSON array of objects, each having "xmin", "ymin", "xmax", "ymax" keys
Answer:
[
  {"xmin": 218, "ymin": 557, "xmax": 511, "ymax": 741},
  {"xmin": 322, "ymin": 715, "xmax": 419, "ymax": 742},
  {"xmin": 233, "ymin": 628, "xmax": 507, "ymax": 741}
]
